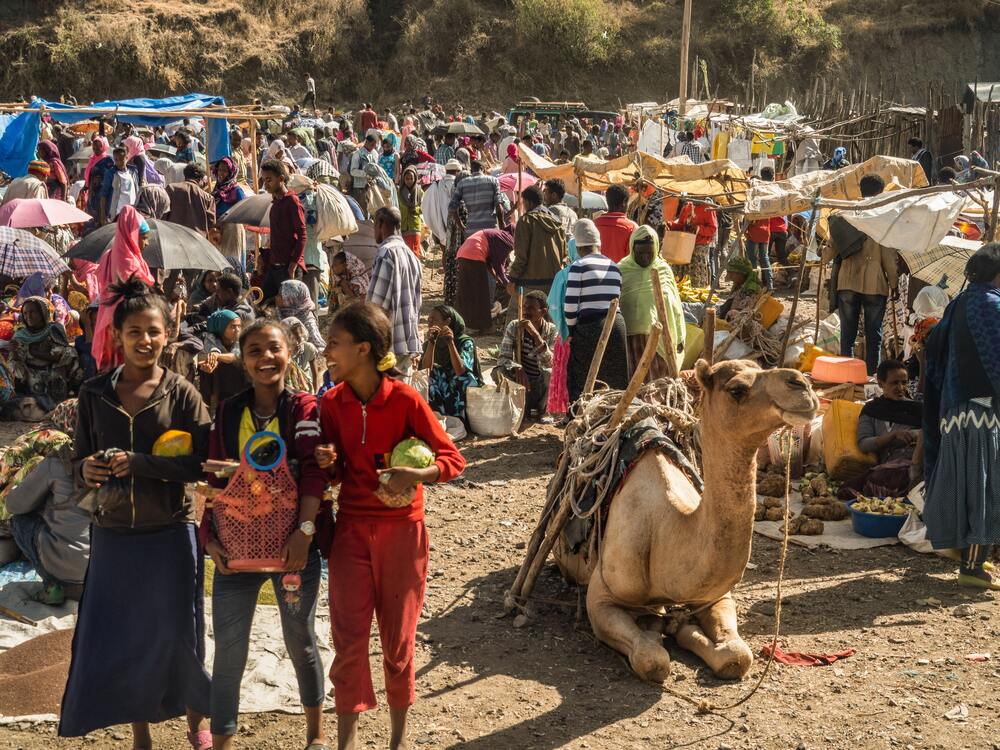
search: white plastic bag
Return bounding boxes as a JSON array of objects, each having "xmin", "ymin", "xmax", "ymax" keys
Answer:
[
  {"xmin": 314, "ymin": 184, "xmax": 359, "ymax": 240},
  {"xmin": 439, "ymin": 415, "xmax": 467, "ymax": 442},
  {"xmin": 712, "ymin": 330, "xmax": 751, "ymax": 361},
  {"xmin": 467, "ymin": 380, "xmax": 526, "ymax": 437},
  {"xmin": 815, "ymin": 312, "xmax": 841, "ymax": 355},
  {"xmin": 407, "ymin": 370, "xmax": 429, "ymax": 403}
]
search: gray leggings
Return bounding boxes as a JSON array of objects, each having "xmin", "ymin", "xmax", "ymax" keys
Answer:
[{"xmin": 210, "ymin": 545, "xmax": 324, "ymax": 736}]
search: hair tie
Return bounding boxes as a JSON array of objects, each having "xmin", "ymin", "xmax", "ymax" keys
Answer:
[{"xmin": 376, "ymin": 352, "xmax": 396, "ymax": 372}]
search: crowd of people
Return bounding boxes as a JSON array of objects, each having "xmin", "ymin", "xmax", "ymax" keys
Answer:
[{"xmin": 0, "ymin": 92, "xmax": 997, "ymax": 750}]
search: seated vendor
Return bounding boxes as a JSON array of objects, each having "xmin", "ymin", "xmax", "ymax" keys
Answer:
[
  {"xmin": 9, "ymin": 296, "xmax": 82, "ymax": 411},
  {"xmin": 189, "ymin": 272, "xmax": 255, "ymax": 326},
  {"xmin": 6, "ymin": 402, "xmax": 90, "ymax": 604},
  {"xmin": 718, "ymin": 254, "xmax": 762, "ymax": 322},
  {"xmin": 493, "ymin": 290, "xmax": 556, "ymax": 421},
  {"xmin": 852, "ymin": 359, "xmax": 922, "ymax": 497},
  {"xmin": 420, "ymin": 305, "xmax": 482, "ymax": 421}
]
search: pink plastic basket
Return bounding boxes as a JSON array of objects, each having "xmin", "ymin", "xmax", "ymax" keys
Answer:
[{"xmin": 213, "ymin": 431, "xmax": 299, "ymax": 572}]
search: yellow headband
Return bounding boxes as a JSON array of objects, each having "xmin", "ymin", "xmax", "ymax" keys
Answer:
[{"xmin": 376, "ymin": 352, "xmax": 396, "ymax": 372}]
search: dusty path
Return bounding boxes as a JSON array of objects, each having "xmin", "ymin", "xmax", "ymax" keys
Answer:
[{"xmin": 2, "ymin": 255, "xmax": 999, "ymax": 749}]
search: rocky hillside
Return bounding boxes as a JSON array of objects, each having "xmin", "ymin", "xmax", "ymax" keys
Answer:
[{"xmin": 0, "ymin": 0, "xmax": 996, "ymax": 110}]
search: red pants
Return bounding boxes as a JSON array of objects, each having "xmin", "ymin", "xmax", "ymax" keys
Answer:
[
  {"xmin": 403, "ymin": 232, "xmax": 421, "ymax": 257},
  {"xmin": 328, "ymin": 519, "xmax": 428, "ymax": 714}
]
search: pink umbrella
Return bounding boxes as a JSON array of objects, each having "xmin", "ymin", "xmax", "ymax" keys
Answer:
[
  {"xmin": 497, "ymin": 171, "xmax": 539, "ymax": 193},
  {"xmin": 0, "ymin": 198, "xmax": 91, "ymax": 229}
]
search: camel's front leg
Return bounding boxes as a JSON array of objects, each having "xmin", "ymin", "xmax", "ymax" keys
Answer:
[
  {"xmin": 587, "ymin": 566, "xmax": 672, "ymax": 682},
  {"xmin": 675, "ymin": 593, "xmax": 754, "ymax": 680}
]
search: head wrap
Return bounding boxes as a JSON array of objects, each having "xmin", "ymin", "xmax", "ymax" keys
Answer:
[
  {"xmin": 138, "ymin": 219, "xmax": 151, "ymax": 235},
  {"xmin": 955, "ymin": 155, "xmax": 970, "ymax": 171},
  {"xmin": 47, "ymin": 397, "xmax": 79, "ymax": 438},
  {"xmin": 85, "ymin": 136, "xmax": 109, "ymax": 184},
  {"xmin": 135, "ymin": 184, "xmax": 171, "ymax": 219},
  {"xmin": 726, "ymin": 253, "xmax": 761, "ymax": 294},
  {"xmin": 428, "ymin": 306, "xmax": 481, "ymax": 379},
  {"xmin": 830, "ymin": 146, "xmax": 847, "ymax": 168},
  {"xmin": 573, "ymin": 218, "xmax": 601, "ymax": 248},
  {"xmin": 970, "ymin": 151, "xmax": 989, "ymax": 169},
  {"xmin": 124, "ymin": 135, "xmax": 146, "ymax": 162},
  {"xmin": 278, "ymin": 279, "xmax": 314, "ymax": 312},
  {"xmin": 14, "ymin": 296, "xmax": 55, "ymax": 345},
  {"xmin": 15, "ymin": 272, "xmax": 49, "ymax": 307},
  {"xmin": 207, "ymin": 308, "xmax": 239, "ymax": 337},
  {"xmin": 28, "ymin": 160, "xmax": 50, "ymax": 177},
  {"xmin": 506, "ymin": 143, "xmax": 518, "ymax": 161},
  {"xmin": 37, "ymin": 140, "xmax": 68, "ymax": 190},
  {"xmin": 617, "ymin": 225, "xmax": 685, "ymax": 366}
]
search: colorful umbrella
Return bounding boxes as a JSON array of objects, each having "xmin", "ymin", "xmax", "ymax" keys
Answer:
[
  {"xmin": 0, "ymin": 227, "xmax": 69, "ymax": 279},
  {"xmin": 0, "ymin": 199, "xmax": 92, "ymax": 229},
  {"xmin": 65, "ymin": 219, "xmax": 231, "ymax": 271}
]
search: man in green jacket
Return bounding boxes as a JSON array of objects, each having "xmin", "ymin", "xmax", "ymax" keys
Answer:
[{"xmin": 507, "ymin": 185, "xmax": 566, "ymax": 320}]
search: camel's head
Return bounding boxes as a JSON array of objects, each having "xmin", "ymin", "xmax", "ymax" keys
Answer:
[{"xmin": 695, "ymin": 359, "xmax": 819, "ymax": 442}]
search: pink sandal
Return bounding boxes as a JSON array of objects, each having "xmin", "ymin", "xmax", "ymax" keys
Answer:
[{"xmin": 187, "ymin": 729, "xmax": 212, "ymax": 750}]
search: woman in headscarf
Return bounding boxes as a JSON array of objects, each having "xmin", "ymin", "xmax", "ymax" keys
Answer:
[
  {"xmin": 124, "ymin": 135, "xmax": 163, "ymax": 187},
  {"xmin": 277, "ymin": 279, "xmax": 324, "ymax": 348},
  {"xmin": 9, "ymin": 295, "xmax": 82, "ymax": 410},
  {"xmin": 329, "ymin": 250, "xmax": 370, "ymax": 308},
  {"xmin": 502, "ymin": 143, "xmax": 520, "ymax": 174},
  {"xmin": 954, "ymin": 155, "xmax": 974, "ymax": 183},
  {"xmin": 455, "ymin": 147, "xmax": 471, "ymax": 173},
  {"xmin": 197, "ymin": 308, "xmax": 246, "ymax": 408},
  {"xmin": 544, "ymin": 228, "xmax": 581, "ymax": 417},
  {"xmin": 398, "ymin": 165, "xmax": 423, "ymax": 257},
  {"xmin": 401, "ymin": 115, "xmax": 416, "ymax": 142},
  {"xmin": 379, "ymin": 137, "xmax": 399, "ymax": 183},
  {"xmin": 923, "ymin": 243, "xmax": 1000, "ymax": 590},
  {"xmin": 399, "ymin": 135, "xmax": 434, "ymax": 173},
  {"xmin": 618, "ymin": 225, "xmax": 685, "ymax": 381},
  {"xmin": 305, "ymin": 159, "xmax": 339, "ymax": 185},
  {"xmin": 36, "ymin": 140, "xmax": 69, "ymax": 201},
  {"xmin": 823, "ymin": 146, "xmax": 849, "ymax": 170},
  {"xmin": 266, "ymin": 138, "xmax": 298, "ymax": 172},
  {"xmin": 135, "ymin": 184, "xmax": 171, "ymax": 219},
  {"xmin": 420, "ymin": 305, "xmax": 483, "ymax": 421},
  {"xmin": 211, "ymin": 156, "xmax": 248, "ymax": 268},
  {"xmin": 84, "ymin": 136, "xmax": 109, "ymax": 187},
  {"xmin": 92, "ymin": 206, "xmax": 155, "ymax": 371},
  {"xmin": 970, "ymin": 151, "xmax": 990, "ymax": 171}
]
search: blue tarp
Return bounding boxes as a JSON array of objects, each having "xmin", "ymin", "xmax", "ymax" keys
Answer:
[{"xmin": 0, "ymin": 93, "xmax": 232, "ymax": 178}]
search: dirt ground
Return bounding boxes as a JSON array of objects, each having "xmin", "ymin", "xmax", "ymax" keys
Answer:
[{"xmin": 2, "ymin": 254, "xmax": 999, "ymax": 750}]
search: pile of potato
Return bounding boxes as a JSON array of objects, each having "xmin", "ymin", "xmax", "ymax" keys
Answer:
[{"xmin": 797, "ymin": 471, "xmax": 849, "ymax": 521}]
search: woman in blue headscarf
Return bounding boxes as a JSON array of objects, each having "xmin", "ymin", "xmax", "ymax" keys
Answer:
[
  {"xmin": 823, "ymin": 146, "xmax": 849, "ymax": 170},
  {"xmin": 198, "ymin": 308, "xmax": 246, "ymax": 408}
]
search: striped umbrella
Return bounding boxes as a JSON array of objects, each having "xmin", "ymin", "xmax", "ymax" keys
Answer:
[{"xmin": 0, "ymin": 227, "xmax": 69, "ymax": 280}]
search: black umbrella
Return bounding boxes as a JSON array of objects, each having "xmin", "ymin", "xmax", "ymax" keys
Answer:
[{"xmin": 65, "ymin": 219, "xmax": 231, "ymax": 271}]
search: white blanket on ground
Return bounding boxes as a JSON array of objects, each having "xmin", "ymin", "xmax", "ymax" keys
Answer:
[
  {"xmin": 0, "ymin": 580, "xmax": 332, "ymax": 722},
  {"xmin": 753, "ymin": 492, "xmax": 899, "ymax": 550}
]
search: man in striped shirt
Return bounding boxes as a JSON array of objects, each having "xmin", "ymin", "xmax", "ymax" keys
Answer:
[{"xmin": 563, "ymin": 219, "xmax": 629, "ymax": 401}]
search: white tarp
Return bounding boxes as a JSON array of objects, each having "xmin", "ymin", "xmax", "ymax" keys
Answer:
[
  {"xmin": 420, "ymin": 174, "xmax": 456, "ymax": 243},
  {"xmin": 637, "ymin": 119, "xmax": 675, "ymax": 158},
  {"xmin": 841, "ymin": 191, "xmax": 967, "ymax": 253}
]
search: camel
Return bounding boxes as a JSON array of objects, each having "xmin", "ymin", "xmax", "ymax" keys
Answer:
[{"xmin": 553, "ymin": 359, "xmax": 819, "ymax": 682}]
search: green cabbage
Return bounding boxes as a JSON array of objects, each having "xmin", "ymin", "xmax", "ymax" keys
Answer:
[{"xmin": 390, "ymin": 438, "xmax": 435, "ymax": 469}]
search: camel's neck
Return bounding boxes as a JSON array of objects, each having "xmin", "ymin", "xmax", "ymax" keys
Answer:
[{"xmin": 698, "ymin": 424, "xmax": 761, "ymax": 547}]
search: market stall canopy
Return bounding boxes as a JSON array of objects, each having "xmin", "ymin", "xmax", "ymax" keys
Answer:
[
  {"xmin": 898, "ymin": 236, "xmax": 980, "ymax": 296},
  {"xmin": 515, "ymin": 143, "xmax": 748, "ymax": 202},
  {"xmin": 838, "ymin": 189, "xmax": 968, "ymax": 253},
  {"xmin": 0, "ymin": 94, "xmax": 237, "ymax": 178},
  {"xmin": 743, "ymin": 155, "xmax": 930, "ymax": 219}
]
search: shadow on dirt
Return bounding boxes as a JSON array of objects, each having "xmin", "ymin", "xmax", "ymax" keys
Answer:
[{"xmin": 417, "ymin": 563, "xmax": 737, "ymax": 750}]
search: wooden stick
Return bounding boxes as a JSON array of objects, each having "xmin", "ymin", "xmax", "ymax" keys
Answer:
[
  {"xmin": 607, "ymin": 322, "xmax": 662, "ymax": 430},
  {"xmin": 0, "ymin": 604, "xmax": 36, "ymax": 626},
  {"xmin": 701, "ymin": 307, "xmax": 716, "ymax": 365},
  {"xmin": 989, "ymin": 174, "xmax": 1000, "ymax": 242},
  {"xmin": 780, "ymin": 192, "xmax": 821, "ymax": 361},
  {"xmin": 515, "ymin": 288, "xmax": 525, "ymax": 365},
  {"xmin": 649, "ymin": 269, "xmax": 679, "ymax": 378},
  {"xmin": 714, "ymin": 294, "xmax": 767, "ymax": 360},
  {"xmin": 814, "ymin": 256, "xmax": 826, "ymax": 344},
  {"xmin": 582, "ymin": 297, "xmax": 620, "ymax": 396}
]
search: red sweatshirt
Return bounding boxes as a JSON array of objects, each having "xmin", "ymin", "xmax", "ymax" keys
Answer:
[
  {"xmin": 319, "ymin": 376, "xmax": 466, "ymax": 522},
  {"xmin": 670, "ymin": 203, "xmax": 718, "ymax": 246}
]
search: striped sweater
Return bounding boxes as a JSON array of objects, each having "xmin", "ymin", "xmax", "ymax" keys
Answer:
[{"xmin": 564, "ymin": 253, "xmax": 622, "ymax": 334}]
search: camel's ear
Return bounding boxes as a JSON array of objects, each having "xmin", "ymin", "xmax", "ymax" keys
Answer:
[{"xmin": 694, "ymin": 359, "xmax": 714, "ymax": 391}]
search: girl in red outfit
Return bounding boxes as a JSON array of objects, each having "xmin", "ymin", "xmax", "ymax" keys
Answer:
[{"xmin": 315, "ymin": 302, "xmax": 465, "ymax": 750}]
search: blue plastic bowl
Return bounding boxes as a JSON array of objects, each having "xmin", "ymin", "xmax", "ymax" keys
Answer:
[{"xmin": 846, "ymin": 499, "xmax": 909, "ymax": 538}]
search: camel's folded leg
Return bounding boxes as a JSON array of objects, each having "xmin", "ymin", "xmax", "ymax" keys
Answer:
[
  {"xmin": 675, "ymin": 593, "xmax": 754, "ymax": 680},
  {"xmin": 587, "ymin": 567, "xmax": 671, "ymax": 682}
]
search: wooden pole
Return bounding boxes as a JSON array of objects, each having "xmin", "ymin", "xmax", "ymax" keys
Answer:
[
  {"xmin": 678, "ymin": 0, "xmax": 693, "ymax": 116},
  {"xmin": 607, "ymin": 322, "xmax": 663, "ymax": 429},
  {"xmin": 780, "ymin": 192, "xmax": 821, "ymax": 362},
  {"xmin": 582, "ymin": 297, "xmax": 620, "ymax": 396},
  {"xmin": 650, "ymin": 268, "xmax": 679, "ymax": 378},
  {"xmin": 989, "ymin": 174, "xmax": 1000, "ymax": 242},
  {"xmin": 701, "ymin": 307, "xmax": 716, "ymax": 365},
  {"xmin": 814, "ymin": 258, "xmax": 826, "ymax": 344},
  {"xmin": 515, "ymin": 288, "xmax": 525, "ymax": 365},
  {"xmin": 248, "ymin": 117, "xmax": 259, "ymax": 192}
]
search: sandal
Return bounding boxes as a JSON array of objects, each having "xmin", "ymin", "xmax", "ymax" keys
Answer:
[{"xmin": 187, "ymin": 729, "xmax": 212, "ymax": 750}]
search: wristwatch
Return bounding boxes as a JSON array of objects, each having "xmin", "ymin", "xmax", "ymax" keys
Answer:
[{"xmin": 298, "ymin": 521, "xmax": 316, "ymax": 537}]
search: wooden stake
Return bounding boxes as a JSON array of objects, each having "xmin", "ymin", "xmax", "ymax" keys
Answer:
[
  {"xmin": 515, "ymin": 288, "xmax": 525, "ymax": 365},
  {"xmin": 678, "ymin": 0, "xmax": 693, "ymax": 116},
  {"xmin": 989, "ymin": 175, "xmax": 1000, "ymax": 242},
  {"xmin": 780, "ymin": 192, "xmax": 821, "ymax": 361},
  {"xmin": 701, "ymin": 307, "xmax": 716, "ymax": 365},
  {"xmin": 650, "ymin": 268, "xmax": 679, "ymax": 378},
  {"xmin": 582, "ymin": 298, "xmax": 620, "ymax": 396},
  {"xmin": 814, "ymin": 258, "xmax": 826, "ymax": 343},
  {"xmin": 607, "ymin": 322, "xmax": 663, "ymax": 429}
]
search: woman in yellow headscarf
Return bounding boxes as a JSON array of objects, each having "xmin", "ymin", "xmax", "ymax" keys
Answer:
[{"xmin": 618, "ymin": 225, "xmax": 686, "ymax": 379}]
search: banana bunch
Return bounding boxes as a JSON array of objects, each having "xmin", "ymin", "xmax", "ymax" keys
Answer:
[
  {"xmin": 852, "ymin": 495, "xmax": 909, "ymax": 516},
  {"xmin": 676, "ymin": 277, "xmax": 719, "ymax": 303}
]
